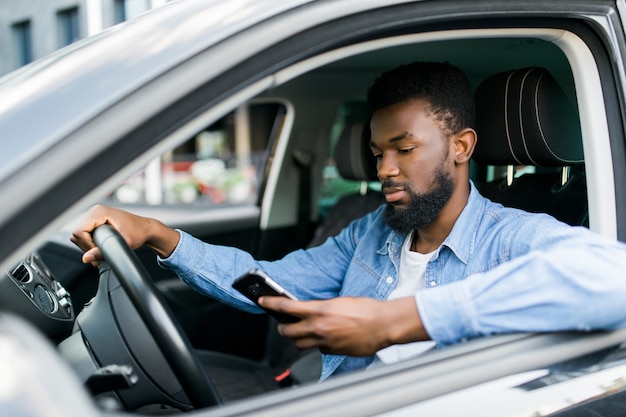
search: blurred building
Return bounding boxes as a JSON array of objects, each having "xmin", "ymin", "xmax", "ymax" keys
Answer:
[{"xmin": 0, "ymin": 0, "xmax": 168, "ymax": 77}]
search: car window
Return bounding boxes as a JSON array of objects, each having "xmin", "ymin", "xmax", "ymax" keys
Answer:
[
  {"xmin": 317, "ymin": 100, "xmax": 381, "ymax": 219},
  {"xmin": 105, "ymin": 102, "xmax": 286, "ymax": 208}
]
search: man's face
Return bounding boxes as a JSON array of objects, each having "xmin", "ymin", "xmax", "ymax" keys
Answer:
[{"xmin": 369, "ymin": 100, "xmax": 455, "ymax": 233}]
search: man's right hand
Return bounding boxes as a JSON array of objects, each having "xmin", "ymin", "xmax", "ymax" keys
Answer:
[
  {"xmin": 70, "ymin": 205, "xmax": 180, "ymax": 265},
  {"xmin": 258, "ymin": 295, "xmax": 430, "ymax": 356}
]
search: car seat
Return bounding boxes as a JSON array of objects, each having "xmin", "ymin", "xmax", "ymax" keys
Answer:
[
  {"xmin": 307, "ymin": 120, "xmax": 384, "ymax": 247},
  {"xmin": 473, "ymin": 67, "xmax": 588, "ymax": 226}
]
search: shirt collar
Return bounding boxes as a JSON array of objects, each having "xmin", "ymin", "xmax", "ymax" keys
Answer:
[
  {"xmin": 441, "ymin": 181, "xmax": 487, "ymax": 264},
  {"xmin": 381, "ymin": 181, "xmax": 487, "ymax": 263}
]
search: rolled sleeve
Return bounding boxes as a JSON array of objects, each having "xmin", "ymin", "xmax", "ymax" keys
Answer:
[
  {"xmin": 158, "ymin": 229, "xmax": 194, "ymax": 271},
  {"xmin": 415, "ymin": 281, "xmax": 479, "ymax": 345},
  {"xmin": 157, "ymin": 229, "xmax": 263, "ymax": 312},
  {"xmin": 416, "ymin": 240, "xmax": 626, "ymax": 346}
]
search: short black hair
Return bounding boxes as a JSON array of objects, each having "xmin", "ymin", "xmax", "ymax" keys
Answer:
[{"xmin": 366, "ymin": 61, "xmax": 475, "ymax": 137}]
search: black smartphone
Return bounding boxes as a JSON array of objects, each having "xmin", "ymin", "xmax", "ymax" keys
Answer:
[{"xmin": 232, "ymin": 268, "xmax": 300, "ymax": 323}]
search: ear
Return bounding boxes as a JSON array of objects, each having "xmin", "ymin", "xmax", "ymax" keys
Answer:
[{"xmin": 451, "ymin": 128, "xmax": 477, "ymax": 164}]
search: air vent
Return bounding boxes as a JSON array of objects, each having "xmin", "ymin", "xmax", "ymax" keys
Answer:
[{"xmin": 10, "ymin": 264, "xmax": 31, "ymax": 283}]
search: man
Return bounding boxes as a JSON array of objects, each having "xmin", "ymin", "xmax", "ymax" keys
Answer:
[{"xmin": 72, "ymin": 62, "xmax": 626, "ymax": 381}]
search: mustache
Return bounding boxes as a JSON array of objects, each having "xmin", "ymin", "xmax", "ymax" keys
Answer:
[{"xmin": 381, "ymin": 180, "xmax": 406, "ymax": 189}]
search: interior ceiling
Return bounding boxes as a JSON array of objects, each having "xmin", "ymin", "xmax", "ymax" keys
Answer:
[{"xmin": 320, "ymin": 37, "xmax": 574, "ymax": 92}]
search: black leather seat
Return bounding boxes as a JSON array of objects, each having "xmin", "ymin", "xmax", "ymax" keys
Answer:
[
  {"xmin": 473, "ymin": 67, "xmax": 588, "ymax": 226},
  {"xmin": 308, "ymin": 120, "xmax": 384, "ymax": 248}
]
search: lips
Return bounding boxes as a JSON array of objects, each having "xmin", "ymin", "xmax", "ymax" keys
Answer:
[{"xmin": 383, "ymin": 186, "xmax": 406, "ymax": 203}]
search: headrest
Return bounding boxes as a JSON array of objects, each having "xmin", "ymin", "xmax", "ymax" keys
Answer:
[
  {"xmin": 334, "ymin": 121, "xmax": 379, "ymax": 181},
  {"xmin": 473, "ymin": 67, "xmax": 584, "ymax": 166}
]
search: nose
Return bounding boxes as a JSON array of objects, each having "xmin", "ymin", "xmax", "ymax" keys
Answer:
[{"xmin": 377, "ymin": 153, "xmax": 400, "ymax": 180}]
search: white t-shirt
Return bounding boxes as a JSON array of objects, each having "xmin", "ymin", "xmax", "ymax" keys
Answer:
[{"xmin": 371, "ymin": 232, "xmax": 436, "ymax": 367}]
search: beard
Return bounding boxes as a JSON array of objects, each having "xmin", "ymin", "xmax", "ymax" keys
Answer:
[{"xmin": 383, "ymin": 167, "xmax": 454, "ymax": 234}]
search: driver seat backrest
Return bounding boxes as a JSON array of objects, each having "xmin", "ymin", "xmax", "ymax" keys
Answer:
[
  {"xmin": 306, "ymin": 120, "xmax": 384, "ymax": 248},
  {"xmin": 473, "ymin": 67, "xmax": 588, "ymax": 226}
]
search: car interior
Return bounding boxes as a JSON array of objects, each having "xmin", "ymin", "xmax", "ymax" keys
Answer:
[{"xmin": 2, "ymin": 16, "xmax": 621, "ymax": 414}]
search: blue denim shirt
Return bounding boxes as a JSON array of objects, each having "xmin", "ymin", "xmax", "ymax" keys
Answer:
[{"xmin": 160, "ymin": 183, "xmax": 626, "ymax": 380}]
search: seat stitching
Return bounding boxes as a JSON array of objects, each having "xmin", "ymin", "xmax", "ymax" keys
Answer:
[
  {"xmin": 533, "ymin": 74, "xmax": 581, "ymax": 164},
  {"xmin": 519, "ymin": 68, "xmax": 540, "ymax": 166},
  {"xmin": 505, "ymin": 71, "xmax": 523, "ymax": 165}
]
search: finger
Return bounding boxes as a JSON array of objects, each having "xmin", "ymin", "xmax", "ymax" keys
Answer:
[
  {"xmin": 82, "ymin": 247, "xmax": 103, "ymax": 265},
  {"xmin": 293, "ymin": 337, "xmax": 327, "ymax": 352},
  {"xmin": 275, "ymin": 322, "xmax": 324, "ymax": 349},
  {"xmin": 278, "ymin": 330, "xmax": 333, "ymax": 354},
  {"xmin": 278, "ymin": 319, "xmax": 333, "ymax": 343},
  {"xmin": 70, "ymin": 230, "xmax": 97, "ymax": 253},
  {"xmin": 275, "ymin": 320, "xmax": 308, "ymax": 338},
  {"xmin": 71, "ymin": 205, "xmax": 111, "ymax": 248},
  {"xmin": 258, "ymin": 295, "xmax": 305, "ymax": 315}
]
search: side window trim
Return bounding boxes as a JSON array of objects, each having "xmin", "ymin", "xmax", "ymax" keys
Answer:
[
  {"xmin": 554, "ymin": 30, "xmax": 616, "ymax": 238},
  {"xmin": 259, "ymin": 99, "xmax": 295, "ymax": 230}
]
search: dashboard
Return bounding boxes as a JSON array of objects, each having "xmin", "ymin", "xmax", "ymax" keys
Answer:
[{"xmin": 2, "ymin": 252, "xmax": 75, "ymax": 338}]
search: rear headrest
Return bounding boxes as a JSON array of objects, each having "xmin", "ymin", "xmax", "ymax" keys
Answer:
[
  {"xmin": 473, "ymin": 67, "xmax": 584, "ymax": 167},
  {"xmin": 334, "ymin": 121, "xmax": 379, "ymax": 181}
]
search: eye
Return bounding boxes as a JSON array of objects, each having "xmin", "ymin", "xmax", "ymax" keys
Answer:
[{"xmin": 398, "ymin": 147, "xmax": 415, "ymax": 154}]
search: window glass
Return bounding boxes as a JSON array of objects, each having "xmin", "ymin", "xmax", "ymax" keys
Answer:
[
  {"xmin": 12, "ymin": 20, "xmax": 33, "ymax": 67},
  {"xmin": 107, "ymin": 102, "xmax": 285, "ymax": 208},
  {"xmin": 113, "ymin": 0, "xmax": 127, "ymax": 24},
  {"xmin": 480, "ymin": 164, "xmax": 537, "ymax": 185},
  {"xmin": 58, "ymin": 7, "xmax": 80, "ymax": 46},
  {"xmin": 317, "ymin": 101, "xmax": 380, "ymax": 219}
]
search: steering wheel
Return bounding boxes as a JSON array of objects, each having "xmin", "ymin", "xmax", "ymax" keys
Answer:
[{"xmin": 92, "ymin": 224, "xmax": 221, "ymax": 408}]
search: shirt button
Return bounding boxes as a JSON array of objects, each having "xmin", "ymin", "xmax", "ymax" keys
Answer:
[
  {"xmin": 386, "ymin": 277, "xmax": 393, "ymax": 284},
  {"xmin": 429, "ymin": 281, "xmax": 437, "ymax": 287}
]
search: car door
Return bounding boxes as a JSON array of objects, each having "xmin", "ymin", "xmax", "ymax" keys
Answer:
[
  {"xmin": 3, "ymin": 0, "xmax": 626, "ymax": 414},
  {"xmin": 101, "ymin": 101, "xmax": 293, "ymax": 359}
]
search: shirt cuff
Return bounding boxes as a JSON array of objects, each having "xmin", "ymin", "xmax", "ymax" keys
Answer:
[
  {"xmin": 157, "ymin": 229, "xmax": 193, "ymax": 271},
  {"xmin": 414, "ymin": 281, "xmax": 479, "ymax": 345}
]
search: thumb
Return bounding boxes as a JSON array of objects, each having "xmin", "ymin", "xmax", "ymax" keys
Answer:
[{"xmin": 82, "ymin": 247, "xmax": 103, "ymax": 266}]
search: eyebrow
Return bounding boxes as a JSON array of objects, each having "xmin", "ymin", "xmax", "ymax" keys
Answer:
[{"xmin": 369, "ymin": 131, "xmax": 412, "ymax": 147}]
